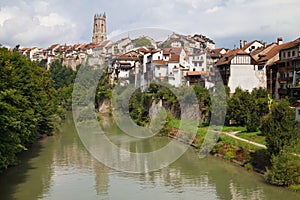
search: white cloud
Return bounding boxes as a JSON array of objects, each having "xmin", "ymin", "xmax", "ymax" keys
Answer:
[
  {"xmin": 0, "ymin": 0, "xmax": 80, "ymax": 47},
  {"xmin": 0, "ymin": 0, "xmax": 300, "ymax": 48},
  {"xmin": 37, "ymin": 13, "xmax": 73, "ymax": 27},
  {"xmin": 206, "ymin": 6, "xmax": 221, "ymax": 13},
  {"xmin": 0, "ymin": 6, "xmax": 16, "ymax": 26}
]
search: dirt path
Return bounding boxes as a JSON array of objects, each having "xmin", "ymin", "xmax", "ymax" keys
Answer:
[{"xmin": 222, "ymin": 131, "xmax": 267, "ymax": 149}]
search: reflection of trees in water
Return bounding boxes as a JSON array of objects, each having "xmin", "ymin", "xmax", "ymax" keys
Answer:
[{"xmin": 51, "ymin": 117, "xmax": 110, "ymax": 196}]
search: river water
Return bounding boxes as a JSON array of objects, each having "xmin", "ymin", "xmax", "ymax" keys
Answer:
[{"xmin": 0, "ymin": 115, "xmax": 299, "ymax": 200}]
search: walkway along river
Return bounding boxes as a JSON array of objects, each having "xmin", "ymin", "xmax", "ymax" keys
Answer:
[{"xmin": 0, "ymin": 114, "xmax": 299, "ymax": 200}]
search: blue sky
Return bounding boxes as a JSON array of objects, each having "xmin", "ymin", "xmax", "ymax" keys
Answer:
[{"xmin": 0, "ymin": 0, "xmax": 299, "ymax": 48}]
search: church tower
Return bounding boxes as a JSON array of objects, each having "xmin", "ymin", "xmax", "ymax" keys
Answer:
[{"xmin": 92, "ymin": 13, "xmax": 107, "ymax": 44}]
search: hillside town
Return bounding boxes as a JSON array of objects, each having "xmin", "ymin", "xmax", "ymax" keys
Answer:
[{"xmin": 19, "ymin": 13, "xmax": 300, "ymax": 117}]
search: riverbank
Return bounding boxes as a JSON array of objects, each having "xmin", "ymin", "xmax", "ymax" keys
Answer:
[{"xmin": 168, "ymin": 127, "xmax": 269, "ymax": 174}]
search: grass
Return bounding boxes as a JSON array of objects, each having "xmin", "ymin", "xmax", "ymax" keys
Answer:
[
  {"xmin": 221, "ymin": 126, "xmax": 247, "ymax": 132},
  {"xmin": 219, "ymin": 134, "xmax": 265, "ymax": 151},
  {"xmin": 295, "ymin": 140, "xmax": 300, "ymax": 154},
  {"xmin": 236, "ymin": 131, "xmax": 266, "ymax": 145},
  {"xmin": 170, "ymin": 119, "xmax": 268, "ymax": 151},
  {"xmin": 290, "ymin": 184, "xmax": 300, "ymax": 192}
]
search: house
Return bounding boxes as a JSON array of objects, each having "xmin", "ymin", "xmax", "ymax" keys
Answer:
[
  {"xmin": 241, "ymin": 40, "xmax": 265, "ymax": 53},
  {"xmin": 186, "ymin": 71, "xmax": 206, "ymax": 87},
  {"xmin": 207, "ymin": 48, "xmax": 227, "ymax": 69},
  {"xmin": 188, "ymin": 49, "xmax": 207, "ymax": 72},
  {"xmin": 276, "ymin": 38, "xmax": 300, "ymax": 99},
  {"xmin": 216, "ymin": 49, "xmax": 264, "ymax": 94},
  {"xmin": 250, "ymin": 38, "xmax": 297, "ymax": 99}
]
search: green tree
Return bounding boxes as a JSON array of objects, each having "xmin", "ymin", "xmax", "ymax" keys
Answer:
[
  {"xmin": 135, "ymin": 37, "xmax": 152, "ymax": 47},
  {"xmin": 0, "ymin": 47, "xmax": 57, "ymax": 170},
  {"xmin": 226, "ymin": 88, "xmax": 253, "ymax": 126},
  {"xmin": 261, "ymin": 99, "xmax": 299, "ymax": 156}
]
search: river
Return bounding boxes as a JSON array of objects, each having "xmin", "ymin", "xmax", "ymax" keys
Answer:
[{"xmin": 0, "ymin": 115, "xmax": 299, "ymax": 200}]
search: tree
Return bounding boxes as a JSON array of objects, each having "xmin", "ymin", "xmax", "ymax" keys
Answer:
[
  {"xmin": 0, "ymin": 47, "xmax": 57, "ymax": 170},
  {"xmin": 135, "ymin": 37, "xmax": 152, "ymax": 47},
  {"xmin": 261, "ymin": 99, "xmax": 299, "ymax": 156},
  {"xmin": 226, "ymin": 88, "xmax": 253, "ymax": 126}
]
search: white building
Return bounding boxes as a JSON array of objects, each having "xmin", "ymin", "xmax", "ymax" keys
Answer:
[{"xmin": 216, "ymin": 49, "xmax": 266, "ymax": 94}]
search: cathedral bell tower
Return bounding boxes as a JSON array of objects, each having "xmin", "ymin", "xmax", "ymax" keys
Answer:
[{"xmin": 92, "ymin": 13, "xmax": 107, "ymax": 44}]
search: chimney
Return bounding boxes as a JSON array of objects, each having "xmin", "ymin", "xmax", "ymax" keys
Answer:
[
  {"xmin": 277, "ymin": 37, "xmax": 283, "ymax": 45},
  {"xmin": 240, "ymin": 40, "xmax": 243, "ymax": 49},
  {"xmin": 243, "ymin": 40, "xmax": 247, "ymax": 47}
]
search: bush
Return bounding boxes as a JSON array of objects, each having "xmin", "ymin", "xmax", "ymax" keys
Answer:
[{"xmin": 265, "ymin": 151, "xmax": 300, "ymax": 186}]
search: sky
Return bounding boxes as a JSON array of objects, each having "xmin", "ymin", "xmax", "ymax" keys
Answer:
[{"xmin": 0, "ymin": 0, "xmax": 299, "ymax": 49}]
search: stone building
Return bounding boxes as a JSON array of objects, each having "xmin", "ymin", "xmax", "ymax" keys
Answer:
[{"xmin": 92, "ymin": 13, "xmax": 107, "ymax": 44}]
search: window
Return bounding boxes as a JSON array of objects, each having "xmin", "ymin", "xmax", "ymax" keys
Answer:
[
  {"xmin": 298, "ymin": 109, "xmax": 300, "ymax": 115},
  {"xmin": 251, "ymin": 46, "xmax": 255, "ymax": 49},
  {"xmin": 157, "ymin": 66, "xmax": 160, "ymax": 70},
  {"xmin": 288, "ymin": 52, "xmax": 291, "ymax": 57},
  {"xmin": 159, "ymin": 73, "xmax": 161, "ymax": 76},
  {"xmin": 193, "ymin": 68, "xmax": 196, "ymax": 71},
  {"xmin": 280, "ymin": 84, "xmax": 284, "ymax": 89},
  {"xmin": 158, "ymin": 56, "xmax": 161, "ymax": 60},
  {"xmin": 292, "ymin": 51, "xmax": 295, "ymax": 57},
  {"xmin": 287, "ymin": 62, "xmax": 290, "ymax": 67},
  {"xmin": 283, "ymin": 52, "xmax": 286, "ymax": 58}
]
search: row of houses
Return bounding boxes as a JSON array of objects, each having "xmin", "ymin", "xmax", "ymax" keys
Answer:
[
  {"xmin": 215, "ymin": 37, "xmax": 300, "ymax": 100},
  {"xmin": 19, "ymin": 32, "xmax": 300, "ymax": 104},
  {"xmin": 19, "ymin": 32, "xmax": 215, "ymax": 71},
  {"xmin": 108, "ymin": 44, "xmax": 224, "ymax": 90}
]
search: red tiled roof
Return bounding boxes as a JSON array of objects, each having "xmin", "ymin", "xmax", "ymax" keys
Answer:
[
  {"xmin": 216, "ymin": 49, "xmax": 242, "ymax": 66},
  {"xmin": 187, "ymin": 71, "xmax": 202, "ymax": 76},
  {"xmin": 169, "ymin": 54, "xmax": 180, "ymax": 62},
  {"xmin": 257, "ymin": 39, "xmax": 300, "ymax": 66},
  {"xmin": 153, "ymin": 60, "xmax": 168, "ymax": 65},
  {"xmin": 163, "ymin": 50, "xmax": 171, "ymax": 55},
  {"xmin": 165, "ymin": 47, "xmax": 183, "ymax": 55}
]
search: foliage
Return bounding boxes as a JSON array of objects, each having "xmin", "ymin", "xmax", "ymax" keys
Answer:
[
  {"xmin": 135, "ymin": 37, "xmax": 152, "ymax": 47},
  {"xmin": 96, "ymin": 68, "xmax": 112, "ymax": 103},
  {"xmin": 246, "ymin": 111, "xmax": 260, "ymax": 132},
  {"xmin": 261, "ymin": 99, "xmax": 299, "ymax": 156},
  {"xmin": 265, "ymin": 151, "xmax": 300, "ymax": 186},
  {"xmin": 129, "ymin": 88, "xmax": 149, "ymax": 126},
  {"xmin": 226, "ymin": 88, "xmax": 253, "ymax": 126},
  {"xmin": 210, "ymin": 82, "xmax": 227, "ymax": 126},
  {"xmin": 226, "ymin": 87, "xmax": 268, "ymax": 130},
  {"xmin": 0, "ymin": 47, "xmax": 57, "ymax": 171},
  {"xmin": 48, "ymin": 59, "xmax": 76, "ymax": 89}
]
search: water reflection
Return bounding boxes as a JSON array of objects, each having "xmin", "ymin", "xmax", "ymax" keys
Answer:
[{"xmin": 0, "ymin": 115, "xmax": 299, "ymax": 200}]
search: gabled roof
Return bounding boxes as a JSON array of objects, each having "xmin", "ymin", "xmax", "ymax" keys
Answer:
[
  {"xmin": 242, "ymin": 40, "xmax": 263, "ymax": 51},
  {"xmin": 216, "ymin": 49, "xmax": 247, "ymax": 66},
  {"xmin": 279, "ymin": 37, "xmax": 300, "ymax": 51},
  {"xmin": 256, "ymin": 38, "xmax": 300, "ymax": 66},
  {"xmin": 118, "ymin": 51, "xmax": 142, "ymax": 60}
]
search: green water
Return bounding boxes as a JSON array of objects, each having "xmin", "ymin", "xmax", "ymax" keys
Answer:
[{"xmin": 0, "ymin": 115, "xmax": 299, "ymax": 200}]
